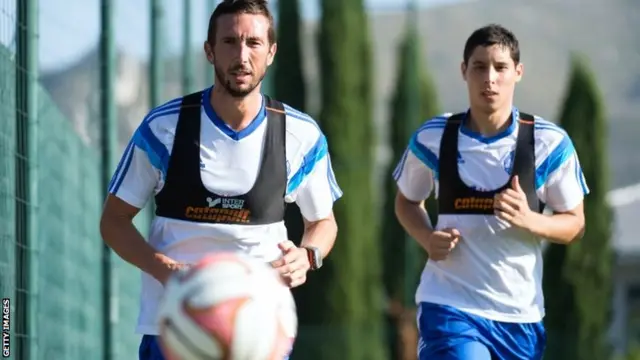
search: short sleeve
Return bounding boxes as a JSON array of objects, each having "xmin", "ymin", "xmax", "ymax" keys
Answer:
[
  {"xmin": 541, "ymin": 151, "xmax": 589, "ymax": 212},
  {"xmin": 290, "ymin": 152, "xmax": 342, "ymax": 221},
  {"xmin": 107, "ymin": 133, "xmax": 161, "ymax": 209},
  {"xmin": 393, "ymin": 147, "xmax": 435, "ymax": 202}
]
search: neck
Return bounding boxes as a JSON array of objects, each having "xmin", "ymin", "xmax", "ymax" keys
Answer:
[
  {"xmin": 210, "ymin": 85, "xmax": 263, "ymax": 131},
  {"xmin": 467, "ymin": 105, "xmax": 513, "ymax": 137}
]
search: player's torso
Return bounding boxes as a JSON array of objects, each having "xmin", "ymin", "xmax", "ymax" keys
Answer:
[
  {"xmin": 418, "ymin": 117, "xmax": 553, "ymax": 322},
  {"xmin": 135, "ymin": 94, "xmax": 322, "ymax": 334},
  {"xmin": 145, "ymin": 99, "xmax": 317, "ymax": 264}
]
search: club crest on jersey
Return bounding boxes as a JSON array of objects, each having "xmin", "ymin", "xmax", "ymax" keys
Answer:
[{"xmin": 502, "ymin": 150, "xmax": 515, "ymax": 174}]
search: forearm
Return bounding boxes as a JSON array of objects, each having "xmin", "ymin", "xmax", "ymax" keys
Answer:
[
  {"xmin": 525, "ymin": 212, "xmax": 585, "ymax": 245},
  {"xmin": 395, "ymin": 196, "xmax": 434, "ymax": 250},
  {"xmin": 99, "ymin": 215, "xmax": 175, "ymax": 283},
  {"xmin": 300, "ymin": 216, "xmax": 337, "ymax": 258}
]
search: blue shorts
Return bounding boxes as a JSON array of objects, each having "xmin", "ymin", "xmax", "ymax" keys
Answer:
[
  {"xmin": 139, "ymin": 334, "xmax": 291, "ymax": 360},
  {"xmin": 416, "ymin": 302, "xmax": 546, "ymax": 360}
]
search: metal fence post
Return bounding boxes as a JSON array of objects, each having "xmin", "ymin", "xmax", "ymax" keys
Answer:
[
  {"xmin": 100, "ymin": 0, "xmax": 117, "ymax": 358},
  {"xmin": 403, "ymin": 0, "xmax": 421, "ymax": 310},
  {"xmin": 148, "ymin": 0, "xmax": 163, "ymax": 226},
  {"xmin": 15, "ymin": 0, "xmax": 38, "ymax": 358},
  {"xmin": 150, "ymin": 0, "xmax": 163, "ymax": 108},
  {"xmin": 182, "ymin": 0, "xmax": 193, "ymax": 93}
]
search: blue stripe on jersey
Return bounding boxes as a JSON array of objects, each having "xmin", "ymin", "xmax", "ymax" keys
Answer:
[
  {"xmin": 574, "ymin": 153, "xmax": 589, "ymax": 194},
  {"xmin": 326, "ymin": 154, "xmax": 343, "ymax": 201},
  {"xmin": 392, "ymin": 148, "xmax": 410, "ymax": 181},
  {"xmin": 416, "ymin": 117, "xmax": 447, "ymax": 132},
  {"xmin": 108, "ymin": 140, "xmax": 135, "ymax": 194},
  {"xmin": 109, "ymin": 100, "xmax": 183, "ymax": 194},
  {"xmin": 283, "ymin": 104, "xmax": 321, "ymax": 130},
  {"xmin": 400, "ymin": 116, "xmax": 447, "ymax": 179},
  {"xmin": 287, "ymin": 135, "xmax": 328, "ymax": 195},
  {"xmin": 534, "ymin": 124, "xmax": 574, "ymax": 189},
  {"xmin": 284, "ymin": 105, "xmax": 341, "ymax": 197},
  {"xmin": 408, "ymin": 133, "xmax": 439, "ymax": 178},
  {"xmin": 134, "ymin": 104, "xmax": 183, "ymax": 179}
]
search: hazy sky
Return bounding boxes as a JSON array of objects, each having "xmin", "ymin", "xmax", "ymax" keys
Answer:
[{"xmin": 1, "ymin": 0, "xmax": 466, "ymax": 72}]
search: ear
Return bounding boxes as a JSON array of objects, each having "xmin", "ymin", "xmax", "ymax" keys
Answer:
[
  {"xmin": 515, "ymin": 62, "xmax": 524, "ymax": 83},
  {"xmin": 461, "ymin": 61, "xmax": 467, "ymax": 81},
  {"xmin": 204, "ymin": 41, "xmax": 214, "ymax": 64},
  {"xmin": 266, "ymin": 42, "xmax": 277, "ymax": 67}
]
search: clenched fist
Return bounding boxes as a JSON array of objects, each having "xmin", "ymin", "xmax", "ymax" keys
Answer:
[{"xmin": 425, "ymin": 228, "xmax": 461, "ymax": 261}]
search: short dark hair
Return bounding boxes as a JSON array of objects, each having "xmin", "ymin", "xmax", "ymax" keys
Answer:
[
  {"xmin": 463, "ymin": 24, "xmax": 520, "ymax": 65},
  {"xmin": 207, "ymin": 0, "xmax": 276, "ymax": 44}
]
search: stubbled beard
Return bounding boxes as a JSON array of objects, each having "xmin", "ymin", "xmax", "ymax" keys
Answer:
[{"xmin": 214, "ymin": 64, "xmax": 265, "ymax": 98}]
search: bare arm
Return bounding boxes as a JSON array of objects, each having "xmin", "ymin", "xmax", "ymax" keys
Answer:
[
  {"xmin": 525, "ymin": 202, "xmax": 585, "ymax": 245},
  {"xmin": 300, "ymin": 211, "xmax": 338, "ymax": 259},
  {"xmin": 394, "ymin": 191, "xmax": 435, "ymax": 251},
  {"xmin": 100, "ymin": 194, "xmax": 181, "ymax": 284}
]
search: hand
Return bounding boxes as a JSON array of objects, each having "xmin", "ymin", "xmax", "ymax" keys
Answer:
[
  {"xmin": 157, "ymin": 261, "xmax": 190, "ymax": 286},
  {"xmin": 270, "ymin": 241, "xmax": 311, "ymax": 288},
  {"xmin": 494, "ymin": 175, "xmax": 534, "ymax": 230},
  {"xmin": 425, "ymin": 228, "xmax": 460, "ymax": 261}
]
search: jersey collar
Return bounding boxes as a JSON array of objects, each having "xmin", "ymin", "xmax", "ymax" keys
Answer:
[
  {"xmin": 459, "ymin": 107, "xmax": 519, "ymax": 144},
  {"xmin": 202, "ymin": 86, "xmax": 267, "ymax": 141}
]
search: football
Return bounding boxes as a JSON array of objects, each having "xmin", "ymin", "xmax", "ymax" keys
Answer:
[{"xmin": 157, "ymin": 252, "xmax": 298, "ymax": 360}]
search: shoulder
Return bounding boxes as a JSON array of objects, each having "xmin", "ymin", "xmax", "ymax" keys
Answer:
[
  {"xmin": 411, "ymin": 113, "xmax": 454, "ymax": 149},
  {"xmin": 281, "ymin": 102, "xmax": 324, "ymax": 151},
  {"xmin": 130, "ymin": 95, "xmax": 191, "ymax": 156},
  {"xmin": 138, "ymin": 95, "xmax": 185, "ymax": 137},
  {"xmin": 531, "ymin": 115, "xmax": 572, "ymax": 151}
]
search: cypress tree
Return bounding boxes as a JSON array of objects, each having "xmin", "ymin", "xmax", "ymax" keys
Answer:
[
  {"xmin": 270, "ymin": 1, "xmax": 319, "ymax": 356},
  {"xmin": 382, "ymin": 6, "xmax": 441, "ymax": 358},
  {"xmin": 273, "ymin": 0, "xmax": 305, "ymax": 247},
  {"xmin": 273, "ymin": 0, "xmax": 305, "ymax": 112},
  {"xmin": 542, "ymin": 54, "xmax": 613, "ymax": 360},
  {"xmin": 290, "ymin": 0, "xmax": 387, "ymax": 359}
]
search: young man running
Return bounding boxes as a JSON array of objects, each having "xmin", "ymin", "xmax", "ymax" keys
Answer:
[{"xmin": 394, "ymin": 24, "xmax": 588, "ymax": 360}]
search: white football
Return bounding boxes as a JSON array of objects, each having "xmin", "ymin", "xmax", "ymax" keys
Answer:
[{"xmin": 157, "ymin": 252, "xmax": 298, "ymax": 360}]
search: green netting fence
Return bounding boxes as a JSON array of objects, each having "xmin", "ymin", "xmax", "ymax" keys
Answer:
[
  {"xmin": 0, "ymin": 3, "xmax": 17, "ymax": 357},
  {"xmin": 1, "ymin": 0, "xmax": 156, "ymax": 358}
]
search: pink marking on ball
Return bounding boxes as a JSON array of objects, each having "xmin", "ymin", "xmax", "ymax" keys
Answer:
[{"xmin": 185, "ymin": 297, "xmax": 250, "ymax": 349}]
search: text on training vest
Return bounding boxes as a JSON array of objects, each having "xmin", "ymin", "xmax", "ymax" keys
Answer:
[
  {"xmin": 184, "ymin": 206, "xmax": 251, "ymax": 223},
  {"xmin": 454, "ymin": 197, "xmax": 494, "ymax": 211}
]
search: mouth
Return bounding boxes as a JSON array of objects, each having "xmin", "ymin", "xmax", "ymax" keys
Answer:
[
  {"xmin": 230, "ymin": 70, "xmax": 252, "ymax": 77},
  {"xmin": 481, "ymin": 90, "xmax": 498, "ymax": 97}
]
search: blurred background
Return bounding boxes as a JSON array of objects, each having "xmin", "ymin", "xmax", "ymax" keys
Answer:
[{"xmin": 1, "ymin": 0, "xmax": 639, "ymax": 359}]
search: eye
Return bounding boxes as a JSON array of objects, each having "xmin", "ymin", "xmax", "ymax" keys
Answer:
[{"xmin": 246, "ymin": 38, "xmax": 262, "ymax": 47}]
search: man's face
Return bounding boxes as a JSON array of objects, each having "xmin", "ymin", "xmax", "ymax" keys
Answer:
[
  {"xmin": 461, "ymin": 44, "xmax": 523, "ymax": 113},
  {"xmin": 205, "ymin": 13, "xmax": 276, "ymax": 98}
]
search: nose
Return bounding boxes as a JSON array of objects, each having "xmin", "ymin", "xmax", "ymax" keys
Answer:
[
  {"xmin": 485, "ymin": 66, "xmax": 498, "ymax": 84},
  {"xmin": 236, "ymin": 41, "xmax": 250, "ymax": 63}
]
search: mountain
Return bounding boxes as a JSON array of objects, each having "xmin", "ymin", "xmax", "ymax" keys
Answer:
[{"xmin": 39, "ymin": 0, "xmax": 640, "ymax": 188}]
